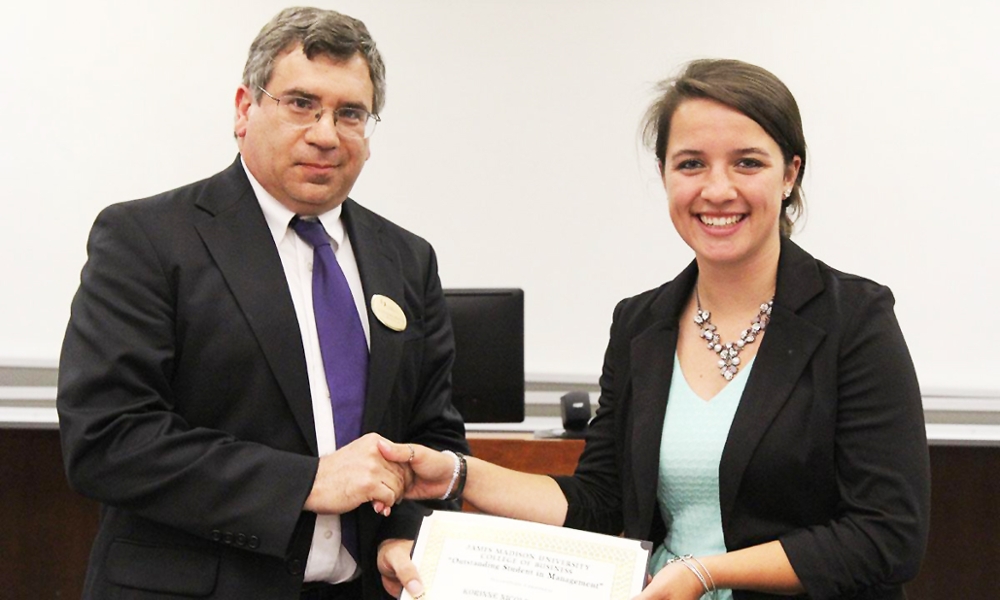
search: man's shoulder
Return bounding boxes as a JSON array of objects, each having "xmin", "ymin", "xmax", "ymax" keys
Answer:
[
  {"xmin": 101, "ymin": 159, "xmax": 248, "ymax": 220},
  {"xmin": 342, "ymin": 198, "xmax": 432, "ymax": 252}
]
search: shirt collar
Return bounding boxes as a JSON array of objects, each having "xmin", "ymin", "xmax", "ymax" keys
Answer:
[{"xmin": 241, "ymin": 156, "xmax": 346, "ymax": 249}]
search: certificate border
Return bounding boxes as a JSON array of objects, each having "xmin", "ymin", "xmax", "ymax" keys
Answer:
[{"xmin": 410, "ymin": 511, "xmax": 650, "ymax": 599}]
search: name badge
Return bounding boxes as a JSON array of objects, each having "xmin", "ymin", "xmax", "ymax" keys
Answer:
[{"xmin": 371, "ymin": 294, "xmax": 407, "ymax": 332}]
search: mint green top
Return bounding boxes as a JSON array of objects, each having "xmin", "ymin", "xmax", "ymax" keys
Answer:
[{"xmin": 648, "ymin": 354, "xmax": 756, "ymax": 599}]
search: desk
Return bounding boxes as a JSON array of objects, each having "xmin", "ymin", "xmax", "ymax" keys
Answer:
[
  {"xmin": 469, "ymin": 434, "xmax": 584, "ymax": 475},
  {"xmin": 1, "ymin": 428, "xmax": 997, "ymax": 598},
  {"xmin": 0, "ymin": 429, "xmax": 99, "ymax": 598}
]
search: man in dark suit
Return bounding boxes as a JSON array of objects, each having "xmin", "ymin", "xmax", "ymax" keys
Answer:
[{"xmin": 57, "ymin": 7, "xmax": 467, "ymax": 599}]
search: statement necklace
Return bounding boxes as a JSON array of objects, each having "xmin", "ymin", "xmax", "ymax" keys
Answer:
[{"xmin": 694, "ymin": 287, "xmax": 773, "ymax": 381}]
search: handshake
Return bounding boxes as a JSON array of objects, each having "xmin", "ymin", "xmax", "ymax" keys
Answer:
[
  {"xmin": 302, "ymin": 432, "xmax": 465, "ymax": 519},
  {"xmin": 301, "ymin": 434, "xmax": 470, "ymax": 599},
  {"xmin": 303, "ymin": 434, "xmax": 569, "ymax": 598}
]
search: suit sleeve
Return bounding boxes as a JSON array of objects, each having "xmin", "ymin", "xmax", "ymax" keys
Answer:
[
  {"xmin": 376, "ymin": 241, "xmax": 469, "ymax": 544},
  {"xmin": 780, "ymin": 284, "xmax": 931, "ymax": 598},
  {"xmin": 57, "ymin": 203, "xmax": 318, "ymax": 559}
]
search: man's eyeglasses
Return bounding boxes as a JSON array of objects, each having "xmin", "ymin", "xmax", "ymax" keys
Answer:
[{"xmin": 257, "ymin": 86, "xmax": 380, "ymax": 139}]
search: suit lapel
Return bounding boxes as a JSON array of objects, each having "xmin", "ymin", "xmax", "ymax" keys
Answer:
[
  {"xmin": 341, "ymin": 200, "xmax": 405, "ymax": 435},
  {"xmin": 194, "ymin": 158, "xmax": 317, "ymax": 454},
  {"xmin": 718, "ymin": 238, "xmax": 827, "ymax": 524},
  {"xmin": 629, "ymin": 261, "xmax": 698, "ymax": 537}
]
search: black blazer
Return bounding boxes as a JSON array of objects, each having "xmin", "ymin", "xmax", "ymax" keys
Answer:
[
  {"xmin": 555, "ymin": 238, "xmax": 930, "ymax": 600},
  {"xmin": 57, "ymin": 157, "xmax": 468, "ymax": 599}
]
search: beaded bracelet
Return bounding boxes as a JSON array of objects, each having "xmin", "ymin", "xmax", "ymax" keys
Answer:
[
  {"xmin": 439, "ymin": 451, "xmax": 461, "ymax": 500},
  {"xmin": 439, "ymin": 451, "xmax": 468, "ymax": 501}
]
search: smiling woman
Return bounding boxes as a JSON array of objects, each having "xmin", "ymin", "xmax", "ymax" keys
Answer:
[
  {"xmin": 381, "ymin": 59, "xmax": 931, "ymax": 600},
  {"xmin": 662, "ymin": 98, "xmax": 799, "ymax": 287}
]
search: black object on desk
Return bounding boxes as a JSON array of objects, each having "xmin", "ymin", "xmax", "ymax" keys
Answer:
[{"xmin": 536, "ymin": 391, "xmax": 591, "ymax": 439}]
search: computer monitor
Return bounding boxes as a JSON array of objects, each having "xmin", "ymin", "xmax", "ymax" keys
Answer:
[{"xmin": 443, "ymin": 288, "xmax": 525, "ymax": 423}]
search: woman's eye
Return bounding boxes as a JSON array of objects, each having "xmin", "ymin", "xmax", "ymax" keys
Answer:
[
  {"xmin": 736, "ymin": 158, "xmax": 764, "ymax": 169},
  {"xmin": 675, "ymin": 159, "xmax": 702, "ymax": 170}
]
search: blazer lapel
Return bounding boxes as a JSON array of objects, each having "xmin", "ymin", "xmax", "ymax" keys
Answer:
[
  {"xmin": 194, "ymin": 158, "xmax": 317, "ymax": 454},
  {"xmin": 629, "ymin": 261, "xmax": 699, "ymax": 537},
  {"xmin": 718, "ymin": 238, "xmax": 827, "ymax": 525},
  {"xmin": 341, "ymin": 200, "xmax": 405, "ymax": 435}
]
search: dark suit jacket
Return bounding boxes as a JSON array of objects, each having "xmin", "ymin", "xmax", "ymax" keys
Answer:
[
  {"xmin": 57, "ymin": 157, "xmax": 468, "ymax": 599},
  {"xmin": 555, "ymin": 237, "xmax": 930, "ymax": 600}
]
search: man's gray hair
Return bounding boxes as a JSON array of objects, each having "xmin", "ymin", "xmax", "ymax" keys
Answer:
[{"xmin": 242, "ymin": 6, "xmax": 386, "ymax": 114}]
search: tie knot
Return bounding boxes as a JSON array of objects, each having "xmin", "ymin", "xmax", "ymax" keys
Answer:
[{"xmin": 291, "ymin": 217, "xmax": 331, "ymax": 249}]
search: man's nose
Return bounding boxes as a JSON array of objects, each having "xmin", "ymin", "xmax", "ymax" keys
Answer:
[{"xmin": 304, "ymin": 110, "xmax": 341, "ymax": 148}]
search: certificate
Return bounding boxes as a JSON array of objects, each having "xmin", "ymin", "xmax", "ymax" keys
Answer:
[{"xmin": 401, "ymin": 511, "xmax": 651, "ymax": 600}]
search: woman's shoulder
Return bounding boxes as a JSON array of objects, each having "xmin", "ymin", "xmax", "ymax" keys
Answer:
[
  {"xmin": 813, "ymin": 258, "xmax": 896, "ymax": 307},
  {"xmin": 780, "ymin": 238, "xmax": 895, "ymax": 313},
  {"xmin": 609, "ymin": 272, "xmax": 693, "ymax": 334},
  {"xmin": 786, "ymin": 251, "xmax": 901, "ymax": 341}
]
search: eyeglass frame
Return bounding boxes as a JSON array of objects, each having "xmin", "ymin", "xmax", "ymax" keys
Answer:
[{"xmin": 256, "ymin": 85, "xmax": 380, "ymax": 139}]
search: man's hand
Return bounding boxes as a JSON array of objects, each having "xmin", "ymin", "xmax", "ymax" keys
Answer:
[
  {"xmin": 303, "ymin": 433, "xmax": 410, "ymax": 515},
  {"xmin": 377, "ymin": 439, "xmax": 456, "ymax": 500},
  {"xmin": 378, "ymin": 538, "xmax": 424, "ymax": 599}
]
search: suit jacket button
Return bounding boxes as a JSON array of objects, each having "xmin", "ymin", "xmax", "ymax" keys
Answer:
[
  {"xmin": 248, "ymin": 536, "xmax": 260, "ymax": 549},
  {"xmin": 211, "ymin": 530, "xmax": 222, "ymax": 542},
  {"xmin": 236, "ymin": 533, "xmax": 247, "ymax": 546},
  {"xmin": 223, "ymin": 532, "xmax": 233, "ymax": 545},
  {"xmin": 287, "ymin": 559, "xmax": 303, "ymax": 575}
]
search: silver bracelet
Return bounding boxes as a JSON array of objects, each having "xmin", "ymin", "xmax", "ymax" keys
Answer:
[
  {"xmin": 666, "ymin": 554, "xmax": 717, "ymax": 600},
  {"xmin": 439, "ymin": 450, "xmax": 461, "ymax": 500},
  {"xmin": 688, "ymin": 555, "xmax": 717, "ymax": 595},
  {"xmin": 679, "ymin": 559, "xmax": 711, "ymax": 597}
]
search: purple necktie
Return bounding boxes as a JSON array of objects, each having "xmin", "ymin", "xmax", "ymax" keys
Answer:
[{"xmin": 291, "ymin": 216, "xmax": 368, "ymax": 561}]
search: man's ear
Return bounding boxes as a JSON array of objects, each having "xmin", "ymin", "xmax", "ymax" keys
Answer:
[{"xmin": 234, "ymin": 85, "xmax": 253, "ymax": 139}]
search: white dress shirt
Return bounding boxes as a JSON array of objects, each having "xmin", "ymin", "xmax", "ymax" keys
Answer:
[{"xmin": 243, "ymin": 159, "xmax": 370, "ymax": 583}]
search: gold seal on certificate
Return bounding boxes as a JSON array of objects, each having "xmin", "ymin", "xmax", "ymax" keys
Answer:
[{"xmin": 401, "ymin": 511, "xmax": 651, "ymax": 600}]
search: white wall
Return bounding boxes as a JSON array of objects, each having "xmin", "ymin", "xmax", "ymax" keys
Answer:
[{"xmin": 2, "ymin": 0, "xmax": 998, "ymax": 395}]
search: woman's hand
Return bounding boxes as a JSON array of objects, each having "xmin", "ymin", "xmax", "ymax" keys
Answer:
[
  {"xmin": 632, "ymin": 560, "xmax": 708, "ymax": 600},
  {"xmin": 379, "ymin": 439, "xmax": 570, "ymax": 526},
  {"xmin": 377, "ymin": 538, "xmax": 424, "ymax": 599},
  {"xmin": 377, "ymin": 439, "xmax": 458, "ymax": 500}
]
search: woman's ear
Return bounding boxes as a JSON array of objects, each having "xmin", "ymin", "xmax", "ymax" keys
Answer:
[{"xmin": 785, "ymin": 155, "xmax": 802, "ymax": 188}]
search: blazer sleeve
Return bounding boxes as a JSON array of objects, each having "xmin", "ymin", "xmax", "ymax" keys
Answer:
[
  {"xmin": 57, "ymin": 203, "xmax": 318, "ymax": 559},
  {"xmin": 780, "ymin": 283, "xmax": 931, "ymax": 599},
  {"xmin": 553, "ymin": 299, "xmax": 628, "ymax": 536}
]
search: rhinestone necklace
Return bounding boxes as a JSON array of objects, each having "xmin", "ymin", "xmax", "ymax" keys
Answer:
[{"xmin": 693, "ymin": 287, "xmax": 773, "ymax": 381}]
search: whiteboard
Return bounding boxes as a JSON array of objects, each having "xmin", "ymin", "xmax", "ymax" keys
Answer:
[{"xmin": 2, "ymin": 0, "xmax": 998, "ymax": 395}]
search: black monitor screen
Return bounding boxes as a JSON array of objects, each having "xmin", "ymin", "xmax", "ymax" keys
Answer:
[{"xmin": 443, "ymin": 288, "xmax": 525, "ymax": 423}]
